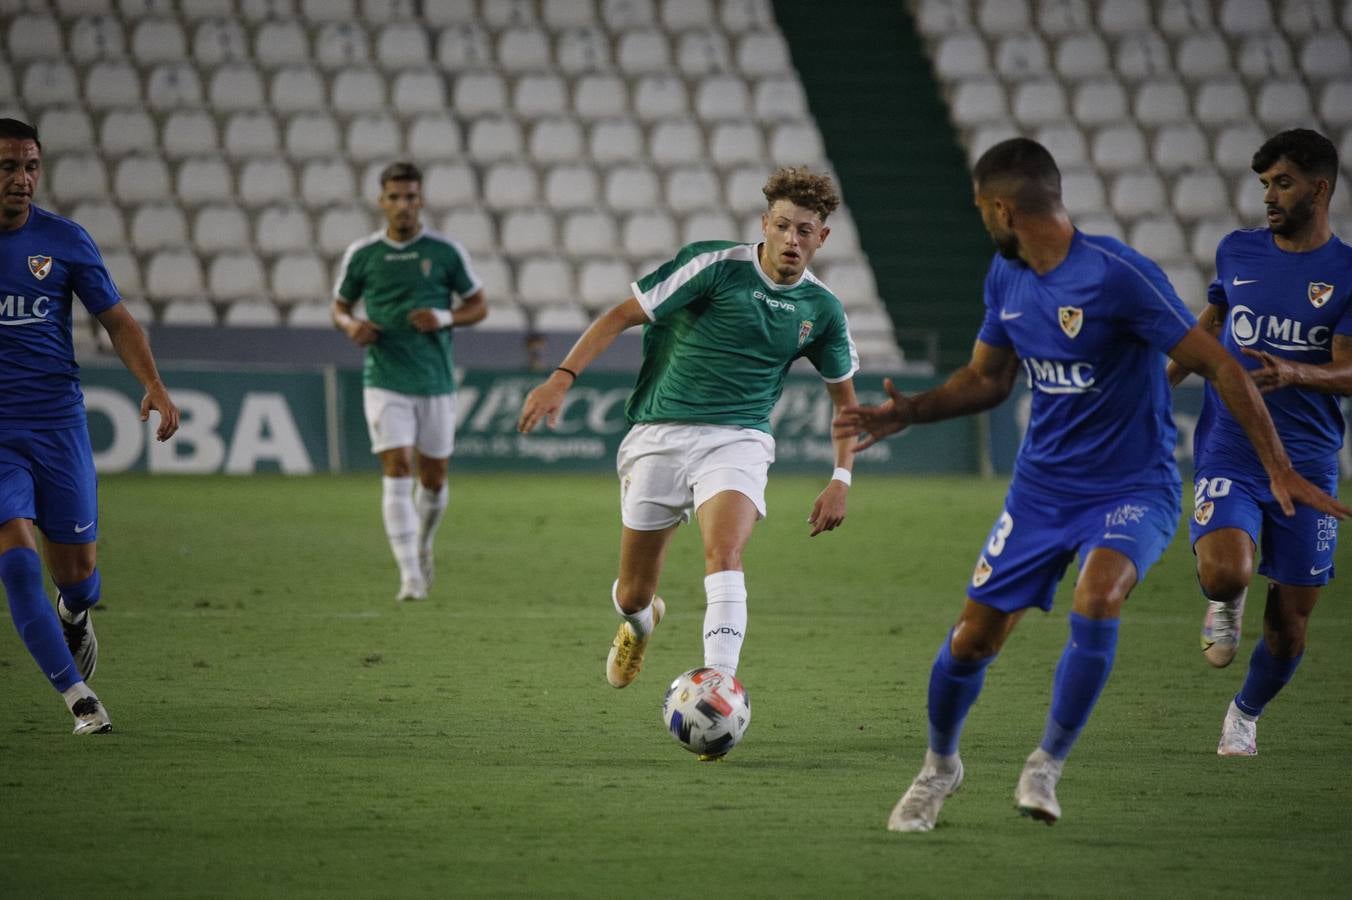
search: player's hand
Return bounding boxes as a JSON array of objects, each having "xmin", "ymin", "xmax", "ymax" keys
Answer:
[
  {"xmin": 142, "ymin": 383, "xmax": 180, "ymax": 442},
  {"xmin": 344, "ymin": 318, "xmax": 381, "ymax": 346},
  {"xmin": 1241, "ymin": 348, "xmax": 1299, "ymax": 393},
  {"xmin": 807, "ymin": 479, "xmax": 848, "ymax": 536},
  {"xmin": 831, "ymin": 378, "xmax": 915, "ymax": 451},
  {"xmin": 408, "ymin": 308, "xmax": 443, "ymax": 333},
  {"xmin": 517, "ymin": 371, "xmax": 573, "ymax": 432},
  {"xmin": 1267, "ymin": 468, "xmax": 1352, "ymax": 519}
]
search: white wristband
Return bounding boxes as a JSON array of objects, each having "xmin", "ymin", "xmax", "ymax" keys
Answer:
[
  {"xmin": 432, "ymin": 308, "xmax": 454, "ymax": 328},
  {"xmin": 831, "ymin": 467, "xmax": 852, "ymax": 486}
]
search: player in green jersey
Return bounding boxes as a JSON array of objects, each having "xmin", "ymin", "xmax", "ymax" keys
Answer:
[
  {"xmin": 518, "ymin": 167, "xmax": 861, "ymax": 709},
  {"xmin": 332, "ymin": 162, "xmax": 488, "ymax": 601}
]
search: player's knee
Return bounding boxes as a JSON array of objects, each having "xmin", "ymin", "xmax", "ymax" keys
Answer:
[
  {"xmin": 703, "ymin": 545, "xmax": 743, "ymax": 572},
  {"xmin": 1072, "ymin": 591, "xmax": 1127, "ymax": 620},
  {"xmin": 1196, "ymin": 557, "xmax": 1251, "ymax": 603}
]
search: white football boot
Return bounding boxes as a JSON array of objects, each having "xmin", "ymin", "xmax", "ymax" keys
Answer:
[
  {"xmin": 396, "ymin": 577, "xmax": 427, "ymax": 602},
  {"xmin": 1015, "ymin": 748, "xmax": 1064, "ymax": 824},
  {"xmin": 1201, "ymin": 592, "xmax": 1246, "ymax": 668},
  {"xmin": 1217, "ymin": 700, "xmax": 1258, "ymax": 757},
  {"xmin": 71, "ymin": 695, "xmax": 112, "ymax": 735},
  {"xmin": 887, "ymin": 751, "xmax": 964, "ymax": 833}
]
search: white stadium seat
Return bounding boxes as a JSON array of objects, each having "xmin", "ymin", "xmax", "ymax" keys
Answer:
[
  {"xmin": 224, "ymin": 111, "xmax": 281, "ymax": 159},
  {"xmin": 1212, "ymin": 123, "xmax": 1266, "ymax": 173},
  {"xmin": 175, "ymin": 156, "xmax": 234, "ymax": 207},
  {"xmin": 516, "ymin": 258, "xmax": 574, "ymax": 309},
  {"xmin": 300, "ymin": 159, "xmax": 357, "ymax": 209},
  {"xmin": 1193, "ymin": 79, "xmax": 1252, "ymax": 127},
  {"xmin": 934, "ymin": 33, "xmax": 991, "ymax": 80},
  {"xmin": 48, "ymin": 154, "xmax": 109, "ymax": 204},
  {"xmin": 453, "ymin": 71, "xmax": 508, "ymax": 117},
  {"xmin": 769, "ymin": 123, "xmax": 826, "ymax": 167},
  {"xmin": 632, "ymin": 75, "xmax": 690, "ymax": 123},
  {"xmin": 129, "ymin": 200, "xmax": 187, "ymax": 248},
  {"xmin": 1232, "ymin": 172, "xmax": 1266, "ymax": 222},
  {"xmin": 1039, "ymin": 0, "xmax": 1092, "ymax": 35},
  {"xmin": 314, "ymin": 22, "xmax": 371, "ymax": 71},
  {"xmin": 285, "ymin": 112, "xmax": 343, "ymax": 160},
  {"xmin": 602, "ymin": 0, "xmax": 657, "ymax": 30},
  {"xmin": 709, "ymin": 122, "xmax": 765, "ymax": 167},
  {"xmin": 543, "ymin": 0, "xmax": 597, "ymax": 28},
  {"xmin": 435, "ymin": 24, "xmax": 492, "ymax": 70},
  {"xmin": 6, "ymin": 14, "xmax": 62, "ymax": 64},
  {"xmin": 1059, "ymin": 167, "xmax": 1107, "ymax": 216},
  {"xmin": 677, "ymin": 29, "xmax": 732, "ymax": 75},
  {"xmin": 362, "ymin": 0, "xmax": 421, "ymax": 20},
  {"xmin": 113, "ymin": 157, "xmax": 172, "ymax": 204},
  {"xmin": 421, "ymin": 163, "xmax": 477, "ymax": 210},
  {"xmin": 210, "ymin": 64, "xmax": 267, "ymax": 113},
  {"xmin": 574, "ymin": 74, "xmax": 629, "ymax": 119},
  {"xmin": 1127, "ymin": 216, "xmax": 1187, "ymax": 264},
  {"xmin": 160, "ymin": 109, "xmax": 219, "ymax": 161},
  {"xmin": 1079, "ymin": 214, "xmax": 1125, "ymax": 244},
  {"xmin": 1152, "ymin": 123, "xmax": 1210, "ymax": 175},
  {"xmin": 562, "ymin": 210, "xmax": 619, "ymax": 257},
  {"xmin": 1055, "ymin": 33, "xmax": 1110, "ymax": 79},
  {"xmin": 160, "ymin": 298, "xmax": 218, "ymax": 325},
  {"xmin": 1190, "ymin": 217, "xmax": 1242, "ymax": 267},
  {"xmin": 696, "ymin": 75, "xmax": 752, "ymax": 121},
  {"xmin": 528, "ymin": 118, "xmax": 585, "ymax": 164},
  {"xmin": 1319, "ymin": 80, "xmax": 1352, "ymax": 128},
  {"xmin": 407, "ymin": 113, "xmax": 464, "ymax": 161},
  {"xmin": 191, "ymin": 205, "xmax": 251, "ymax": 255},
  {"xmin": 375, "ymin": 22, "xmax": 431, "ymax": 70},
  {"xmin": 663, "ymin": 166, "xmax": 721, "ymax": 213},
  {"xmin": 301, "ymin": 0, "xmax": 356, "ymax": 23},
  {"xmin": 1162, "ymin": 261, "xmax": 1207, "ymax": 312},
  {"xmin": 475, "ymin": 302, "xmax": 529, "ymax": 331},
  {"xmin": 533, "ymin": 305, "xmax": 590, "ymax": 332},
  {"xmin": 1218, "ymin": 0, "xmax": 1275, "ymax": 35},
  {"xmin": 483, "ymin": 161, "xmax": 541, "ymax": 210},
  {"xmin": 736, "ymin": 31, "xmax": 793, "ymax": 76},
  {"xmin": 914, "ymin": 0, "xmax": 972, "ymax": 36},
  {"xmin": 967, "ymin": 123, "xmax": 1021, "ymax": 166},
  {"xmin": 820, "ymin": 261, "xmax": 881, "ymax": 309},
  {"xmin": 287, "ymin": 302, "xmax": 337, "ymax": 328},
  {"xmin": 604, "ymin": 164, "xmax": 661, "ymax": 212},
  {"xmin": 1255, "ymin": 81, "xmax": 1314, "ymax": 130},
  {"xmin": 332, "ymin": 69, "xmax": 387, "ymax": 115},
  {"xmin": 1133, "ymin": 79, "xmax": 1190, "ymax": 127},
  {"xmin": 753, "ymin": 78, "xmax": 809, "ymax": 120},
  {"xmin": 102, "ymin": 251, "xmax": 143, "ymax": 299},
  {"xmin": 269, "ymin": 65, "xmax": 326, "ymax": 115},
  {"xmin": 1236, "ymin": 35, "xmax": 1296, "ymax": 82},
  {"xmin": 648, "ymin": 119, "xmax": 706, "ymax": 167},
  {"xmin": 1113, "ymin": 32, "xmax": 1171, "ymax": 83},
  {"xmin": 994, "ymin": 34, "xmax": 1051, "ymax": 81},
  {"xmin": 99, "ymin": 109, "xmax": 156, "ymax": 158},
  {"xmin": 346, "ymin": 113, "xmax": 403, "ymax": 163},
  {"xmin": 661, "ymin": 0, "xmax": 714, "ymax": 29},
  {"xmin": 1173, "ymin": 171, "xmax": 1232, "ymax": 222},
  {"xmin": 440, "ymin": 208, "xmax": 496, "ymax": 256},
  {"xmin": 501, "ymin": 209, "xmax": 557, "ymax": 256},
  {"xmin": 223, "ymin": 300, "xmax": 283, "ymax": 327},
  {"xmin": 69, "ymin": 16, "xmax": 126, "ymax": 63},
  {"xmin": 238, "ymin": 159, "xmax": 296, "ymax": 209},
  {"xmin": 1070, "ymin": 77, "xmax": 1128, "ymax": 128},
  {"xmin": 681, "ymin": 209, "xmax": 738, "ymax": 246},
  {"xmin": 514, "ymin": 74, "xmax": 570, "ymax": 119},
  {"xmin": 146, "ymin": 250, "xmax": 206, "ymax": 301},
  {"xmin": 467, "ymin": 116, "xmax": 525, "ymax": 162},
  {"xmin": 255, "ymin": 205, "xmax": 315, "ymax": 256},
  {"xmin": 1090, "ymin": 123, "xmax": 1147, "ymax": 173},
  {"xmin": 1299, "ymin": 32, "xmax": 1352, "ymax": 80},
  {"xmin": 543, "ymin": 163, "xmax": 601, "ymax": 210},
  {"xmin": 71, "ymin": 201, "xmax": 128, "ymax": 251},
  {"xmin": 471, "ymin": 254, "xmax": 514, "ymax": 303},
  {"xmin": 622, "ymin": 210, "xmax": 679, "ymax": 259},
  {"xmin": 1109, "ymin": 170, "xmax": 1168, "ymax": 222},
  {"xmin": 497, "ymin": 27, "xmax": 552, "ymax": 72},
  {"xmin": 1175, "ymin": 34, "xmax": 1232, "ymax": 82},
  {"xmin": 556, "ymin": 25, "xmax": 612, "ymax": 73},
  {"xmin": 578, "ymin": 258, "xmax": 632, "ymax": 309},
  {"xmin": 191, "ymin": 19, "xmax": 249, "ymax": 66},
  {"xmin": 317, "ymin": 206, "xmax": 375, "ymax": 257},
  {"xmin": 209, "ymin": 252, "xmax": 268, "ymax": 301},
  {"xmin": 146, "ymin": 63, "xmax": 203, "ymax": 111},
  {"xmin": 977, "ymin": 0, "xmax": 1030, "ymax": 34},
  {"xmin": 948, "ymin": 79, "xmax": 1008, "ymax": 127},
  {"xmin": 1156, "ymin": 0, "xmax": 1213, "ymax": 36},
  {"xmin": 724, "ymin": 165, "xmax": 770, "ymax": 213},
  {"xmin": 1280, "ymin": 0, "xmax": 1338, "ymax": 36},
  {"xmin": 616, "ymin": 29, "xmax": 673, "ymax": 75},
  {"xmin": 271, "ymin": 253, "xmax": 329, "ymax": 306},
  {"xmin": 254, "ymin": 21, "xmax": 310, "ymax": 68},
  {"xmin": 22, "ymin": 61, "xmax": 80, "ymax": 106},
  {"xmin": 239, "ymin": 0, "xmax": 297, "ymax": 22},
  {"xmin": 590, "ymin": 118, "xmax": 644, "ymax": 165},
  {"xmin": 480, "ymin": 0, "xmax": 537, "ymax": 29},
  {"xmin": 1033, "ymin": 124, "xmax": 1088, "ymax": 168},
  {"xmin": 37, "ymin": 107, "xmax": 94, "ymax": 155},
  {"xmin": 1011, "ymin": 79, "xmax": 1069, "ymax": 127}
]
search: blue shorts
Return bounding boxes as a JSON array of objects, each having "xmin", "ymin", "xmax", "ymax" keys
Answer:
[
  {"xmin": 967, "ymin": 480, "xmax": 1180, "ymax": 613},
  {"xmin": 1190, "ymin": 464, "xmax": 1339, "ymax": 587},
  {"xmin": 0, "ymin": 424, "xmax": 99, "ymax": 544}
]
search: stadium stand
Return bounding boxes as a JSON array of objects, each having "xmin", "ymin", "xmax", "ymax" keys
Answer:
[{"xmin": 0, "ymin": 0, "xmax": 902, "ymax": 370}]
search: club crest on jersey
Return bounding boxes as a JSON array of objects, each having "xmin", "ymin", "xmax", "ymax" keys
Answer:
[
  {"xmin": 28, "ymin": 255, "xmax": 52, "ymax": 280},
  {"xmin": 421, "ymin": 258, "xmax": 432, "ymax": 278},
  {"xmin": 1058, "ymin": 306, "xmax": 1083, "ymax": 338},
  {"xmin": 797, "ymin": 319, "xmax": 814, "ymax": 347},
  {"xmin": 971, "ymin": 555, "xmax": 993, "ymax": 588},
  {"xmin": 1308, "ymin": 282, "xmax": 1333, "ymax": 309},
  {"xmin": 1194, "ymin": 501, "xmax": 1214, "ymax": 526}
]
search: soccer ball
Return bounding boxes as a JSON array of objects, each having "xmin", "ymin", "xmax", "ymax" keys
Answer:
[{"xmin": 660, "ymin": 667, "xmax": 751, "ymax": 758}]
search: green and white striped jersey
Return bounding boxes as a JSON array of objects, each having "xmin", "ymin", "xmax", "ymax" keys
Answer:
[
  {"xmin": 627, "ymin": 240, "xmax": 858, "ymax": 433},
  {"xmin": 335, "ymin": 228, "xmax": 481, "ymax": 395}
]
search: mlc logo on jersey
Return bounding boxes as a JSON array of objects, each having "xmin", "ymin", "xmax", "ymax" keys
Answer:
[
  {"xmin": 1229, "ymin": 304, "xmax": 1331, "ymax": 351},
  {"xmin": 28, "ymin": 255, "xmax": 52, "ymax": 280},
  {"xmin": 1308, "ymin": 282, "xmax": 1333, "ymax": 308},
  {"xmin": 1058, "ymin": 306, "xmax": 1083, "ymax": 338}
]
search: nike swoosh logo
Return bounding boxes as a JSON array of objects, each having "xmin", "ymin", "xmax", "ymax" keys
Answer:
[
  {"xmin": 1102, "ymin": 532, "xmax": 1137, "ymax": 541},
  {"xmin": 1231, "ymin": 276, "xmax": 1258, "ymax": 286},
  {"xmin": 49, "ymin": 664, "xmax": 71, "ymax": 680},
  {"xmin": 999, "ymin": 310, "xmax": 1023, "ymax": 320},
  {"xmin": 1310, "ymin": 564, "xmax": 1332, "ymax": 575},
  {"xmin": 74, "ymin": 521, "xmax": 94, "ymax": 533}
]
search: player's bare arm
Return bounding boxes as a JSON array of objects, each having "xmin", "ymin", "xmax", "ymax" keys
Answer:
[
  {"xmin": 518, "ymin": 297, "xmax": 649, "ymax": 433},
  {"xmin": 1168, "ymin": 324, "xmax": 1351, "ymax": 519},
  {"xmin": 1165, "ymin": 303, "xmax": 1223, "ymax": 387},
  {"xmin": 808, "ymin": 378, "xmax": 857, "ymax": 537},
  {"xmin": 95, "ymin": 303, "xmax": 179, "ymax": 441},
  {"xmin": 408, "ymin": 288, "xmax": 488, "ymax": 333},
  {"xmin": 1242, "ymin": 333, "xmax": 1352, "ymax": 395},
  {"xmin": 332, "ymin": 297, "xmax": 381, "ymax": 345},
  {"xmin": 833, "ymin": 340, "xmax": 1019, "ymax": 451}
]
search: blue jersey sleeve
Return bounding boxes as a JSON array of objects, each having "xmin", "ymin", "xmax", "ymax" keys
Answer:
[
  {"xmin": 975, "ymin": 256, "xmax": 1013, "ymax": 348},
  {"xmin": 1105, "ymin": 248, "xmax": 1196, "ymax": 353},
  {"xmin": 68, "ymin": 224, "xmax": 119, "ymax": 315}
]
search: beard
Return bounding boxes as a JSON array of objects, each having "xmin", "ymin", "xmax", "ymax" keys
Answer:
[
  {"xmin": 991, "ymin": 231, "xmax": 1021, "ymax": 260},
  {"xmin": 1269, "ymin": 191, "xmax": 1316, "ymax": 236}
]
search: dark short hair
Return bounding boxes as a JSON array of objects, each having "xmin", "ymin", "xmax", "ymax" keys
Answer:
[
  {"xmin": 972, "ymin": 137, "xmax": 1061, "ymax": 214},
  {"xmin": 762, "ymin": 166, "xmax": 840, "ymax": 221},
  {"xmin": 1252, "ymin": 128, "xmax": 1338, "ymax": 194},
  {"xmin": 378, "ymin": 161, "xmax": 422, "ymax": 187},
  {"xmin": 0, "ymin": 118, "xmax": 41, "ymax": 151}
]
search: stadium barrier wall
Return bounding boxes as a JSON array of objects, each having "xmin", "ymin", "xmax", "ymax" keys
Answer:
[{"xmin": 81, "ymin": 364, "xmax": 1350, "ymax": 478}]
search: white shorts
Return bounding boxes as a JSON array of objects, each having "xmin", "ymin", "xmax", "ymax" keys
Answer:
[
  {"xmin": 363, "ymin": 387, "xmax": 456, "ymax": 458},
  {"xmin": 616, "ymin": 422, "xmax": 776, "ymax": 531}
]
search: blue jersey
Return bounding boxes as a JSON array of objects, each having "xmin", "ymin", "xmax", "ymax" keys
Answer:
[
  {"xmin": 978, "ymin": 231, "xmax": 1196, "ymax": 496},
  {"xmin": 0, "ymin": 205, "xmax": 119, "ymax": 430},
  {"xmin": 1195, "ymin": 228, "xmax": 1352, "ymax": 471}
]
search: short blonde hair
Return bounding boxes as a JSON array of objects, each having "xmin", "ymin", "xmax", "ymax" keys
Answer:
[{"xmin": 762, "ymin": 166, "xmax": 840, "ymax": 222}]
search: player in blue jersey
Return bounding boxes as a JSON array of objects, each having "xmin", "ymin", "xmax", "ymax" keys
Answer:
[
  {"xmin": 834, "ymin": 138, "xmax": 1348, "ymax": 830},
  {"xmin": 1165, "ymin": 129, "xmax": 1352, "ymax": 757},
  {"xmin": 0, "ymin": 119, "xmax": 179, "ymax": 734}
]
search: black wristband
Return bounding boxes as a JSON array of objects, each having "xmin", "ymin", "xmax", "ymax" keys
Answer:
[{"xmin": 554, "ymin": 366, "xmax": 578, "ymax": 381}]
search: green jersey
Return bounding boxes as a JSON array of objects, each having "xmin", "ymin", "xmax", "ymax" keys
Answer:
[
  {"xmin": 627, "ymin": 241, "xmax": 858, "ymax": 433},
  {"xmin": 335, "ymin": 228, "xmax": 482, "ymax": 395}
]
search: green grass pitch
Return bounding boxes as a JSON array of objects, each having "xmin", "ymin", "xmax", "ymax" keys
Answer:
[{"xmin": 1, "ymin": 473, "xmax": 1349, "ymax": 898}]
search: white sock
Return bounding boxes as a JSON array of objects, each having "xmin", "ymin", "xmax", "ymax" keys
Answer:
[
  {"xmin": 62, "ymin": 682, "xmax": 96, "ymax": 710},
  {"xmin": 414, "ymin": 483, "xmax": 449, "ymax": 554},
  {"xmin": 382, "ymin": 476, "xmax": 421, "ymax": 585},
  {"xmin": 612, "ymin": 580, "xmax": 654, "ymax": 638},
  {"xmin": 703, "ymin": 570, "xmax": 747, "ymax": 676}
]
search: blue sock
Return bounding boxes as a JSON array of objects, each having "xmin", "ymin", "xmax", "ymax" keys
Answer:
[
  {"xmin": 57, "ymin": 569, "xmax": 101, "ymax": 615},
  {"xmin": 1, "ymin": 548, "xmax": 81, "ymax": 692},
  {"xmin": 1041, "ymin": 613, "xmax": 1119, "ymax": 760},
  {"xmin": 927, "ymin": 633, "xmax": 996, "ymax": 756},
  {"xmin": 1235, "ymin": 641, "xmax": 1302, "ymax": 718}
]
